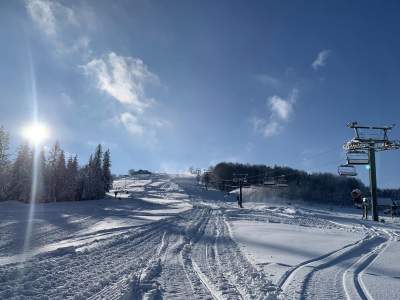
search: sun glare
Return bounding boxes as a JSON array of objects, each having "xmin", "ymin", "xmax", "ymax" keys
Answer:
[{"xmin": 22, "ymin": 123, "xmax": 50, "ymax": 145}]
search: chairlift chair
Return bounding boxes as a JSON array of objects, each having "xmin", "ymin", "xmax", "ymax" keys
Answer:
[
  {"xmin": 338, "ymin": 164, "xmax": 357, "ymax": 177},
  {"xmin": 346, "ymin": 150, "xmax": 369, "ymax": 165},
  {"xmin": 263, "ymin": 177, "xmax": 276, "ymax": 186},
  {"xmin": 276, "ymin": 176, "xmax": 289, "ymax": 187}
]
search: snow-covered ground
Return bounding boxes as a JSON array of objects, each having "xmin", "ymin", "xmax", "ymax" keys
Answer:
[
  {"xmin": 0, "ymin": 174, "xmax": 399, "ymax": 299},
  {"xmin": 225, "ymin": 197, "xmax": 400, "ymax": 300}
]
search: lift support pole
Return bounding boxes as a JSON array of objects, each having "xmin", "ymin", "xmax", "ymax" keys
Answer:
[
  {"xmin": 344, "ymin": 122, "xmax": 400, "ymax": 221},
  {"xmin": 239, "ymin": 181, "xmax": 243, "ymax": 207},
  {"xmin": 368, "ymin": 145, "xmax": 379, "ymax": 221}
]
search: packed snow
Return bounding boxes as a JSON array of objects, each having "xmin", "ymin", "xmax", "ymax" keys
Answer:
[{"xmin": 0, "ymin": 174, "xmax": 399, "ymax": 299}]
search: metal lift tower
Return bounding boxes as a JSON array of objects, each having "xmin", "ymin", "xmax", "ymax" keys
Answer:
[{"xmin": 342, "ymin": 122, "xmax": 400, "ymax": 221}]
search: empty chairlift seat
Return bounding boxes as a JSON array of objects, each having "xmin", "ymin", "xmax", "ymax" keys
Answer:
[
  {"xmin": 263, "ymin": 175, "xmax": 289, "ymax": 187},
  {"xmin": 338, "ymin": 164, "xmax": 357, "ymax": 176},
  {"xmin": 346, "ymin": 150, "xmax": 369, "ymax": 165},
  {"xmin": 263, "ymin": 177, "xmax": 276, "ymax": 186},
  {"xmin": 276, "ymin": 176, "xmax": 289, "ymax": 187}
]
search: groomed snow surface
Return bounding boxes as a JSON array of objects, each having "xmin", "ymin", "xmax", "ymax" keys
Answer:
[{"xmin": 0, "ymin": 174, "xmax": 399, "ymax": 299}]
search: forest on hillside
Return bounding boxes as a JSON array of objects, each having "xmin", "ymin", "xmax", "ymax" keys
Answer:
[
  {"xmin": 207, "ymin": 162, "xmax": 399, "ymax": 205},
  {"xmin": 0, "ymin": 126, "xmax": 112, "ymax": 203}
]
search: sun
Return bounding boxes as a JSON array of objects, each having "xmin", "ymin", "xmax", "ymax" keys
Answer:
[{"xmin": 22, "ymin": 122, "xmax": 50, "ymax": 145}]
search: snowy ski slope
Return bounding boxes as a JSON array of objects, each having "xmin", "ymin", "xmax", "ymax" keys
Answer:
[{"xmin": 0, "ymin": 174, "xmax": 399, "ymax": 299}]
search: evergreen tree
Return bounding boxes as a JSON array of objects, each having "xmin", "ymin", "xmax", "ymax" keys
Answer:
[
  {"xmin": 82, "ymin": 155, "xmax": 94, "ymax": 200},
  {"xmin": 32, "ymin": 148, "xmax": 47, "ymax": 202},
  {"xmin": 65, "ymin": 155, "xmax": 79, "ymax": 201},
  {"xmin": 35, "ymin": 147, "xmax": 47, "ymax": 202},
  {"xmin": 78, "ymin": 163, "xmax": 89, "ymax": 200},
  {"xmin": 55, "ymin": 150, "xmax": 67, "ymax": 201},
  {"xmin": 47, "ymin": 142, "xmax": 62, "ymax": 202},
  {"xmin": 103, "ymin": 149, "xmax": 112, "ymax": 193},
  {"xmin": 0, "ymin": 127, "xmax": 113, "ymax": 203},
  {"xmin": 0, "ymin": 126, "xmax": 10, "ymax": 200},
  {"xmin": 9, "ymin": 144, "xmax": 32, "ymax": 202},
  {"xmin": 92, "ymin": 144, "xmax": 104, "ymax": 199}
]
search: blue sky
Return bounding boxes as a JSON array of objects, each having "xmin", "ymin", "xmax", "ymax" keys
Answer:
[{"xmin": 1, "ymin": 0, "xmax": 400, "ymax": 187}]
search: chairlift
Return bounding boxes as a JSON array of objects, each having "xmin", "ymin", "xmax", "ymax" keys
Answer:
[
  {"xmin": 346, "ymin": 150, "xmax": 369, "ymax": 165},
  {"xmin": 276, "ymin": 176, "xmax": 289, "ymax": 187},
  {"xmin": 263, "ymin": 177, "xmax": 276, "ymax": 186},
  {"xmin": 338, "ymin": 164, "xmax": 357, "ymax": 177}
]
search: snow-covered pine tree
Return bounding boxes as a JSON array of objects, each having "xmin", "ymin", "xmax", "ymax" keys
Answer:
[
  {"xmin": 47, "ymin": 142, "xmax": 62, "ymax": 202},
  {"xmin": 82, "ymin": 154, "xmax": 94, "ymax": 200},
  {"xmin": 77, "ymin": 163, "xmax": 87, "ymax": 200},
  {"xmin": 55, "ymin": 150, "xmax": 67, "ymax": 201},
  {"xmin": 35, "ymin": 147, "xmax": 47, "ymax": 202},
  {"xmin": 9, "ymin": 143, "xmax": 32, "ymax": 202},
  {"xmin": 92, "ymin": 144, "xmax": 105, "ymax": 199},
  {"xmin": 81, "ymin": 144, "xmax": 111, "ymax": 201},
  {"xmin": 65, "ymin": 155, "xmax": 79, "ymax": 201},
  {"xmin": 72, "ymin": 156, "xmax": 80, "ymax": 200},
  {"xmin": 103, "ymin": 149, "xmax": 112, "ymax": 193},
  {"xmin": 0, "ymin": 126, "xmax": 10, "ymax": 201}
]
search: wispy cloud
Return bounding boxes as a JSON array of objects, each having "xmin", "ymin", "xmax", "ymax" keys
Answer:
[
  {"xmin": 26, "ymin": 0, "xmax": 58, "ymax": 37},
  {"xmin": 312, "ymin": 49, "xmax": 331, "ymax": 70},
  {"xmin": 253, "ymin": 89, "xmax": 298, "ymax": 137},
  {"xmin": 254, "ymin": 73, "xmax": 280, "ymax": 87},
  {"xmin": 253, "ymin": 118, "xmax": 282, "ymax": 137},
  {"xmin": 269, "ymin": 95, "xmax": 293, "ymax": 120},
  {"xmin": 26, "ymin": 0, "xmax": 169, "ymax": 143},
  {"xmin": 82, "ymin": 52, "xmax": 158, "ymax": 113},
  {"xmin": 26, "ymin": 0, "xmax": 90, "ymax": 54},
  {"xmin": 119, "ymin": 112, "xmax": 144, "ymax": 136}
]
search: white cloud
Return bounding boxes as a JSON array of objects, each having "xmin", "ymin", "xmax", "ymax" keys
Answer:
[
  {"xmin": 119, "ymin": 112, "xmax": 144, "ymax": 136},
  {"xmin": 26, "ymin": 1, "xmax": 168, "ymax": 142},
  {"xmin": 312, "ymin": 49, "xmax": 331, "ymax": 70},
  {"xmin": 82, "ymin": 52, "xmax": 167, "ymax": 142},
  {"xmin": 26, "ymin": 0, "xmax": 89, "ymax": 54},
  {"xmin": 253, "ymin": 89, "xmax": 298, "ymax": 137},
  {"xmin": 268, "ymin": 88, "xmax": 298, "ymax": 121},
  {"xmin": 269, "ymin": 96, "xmax": 291, "ymax": 120},
  {"xmin": 252, "ymin": 117, "xmax": 283, "ymax": 137},
  {"xmin": 263, "ymin": 120, "xmax": 282, "ymax": 137},
  {"xmin": 83, "ymin": 52, "xmax": 158, "ymax": 113},
  {"xmin": 26, "ymin": 0, "xmax": 57, "ymax": 37}
]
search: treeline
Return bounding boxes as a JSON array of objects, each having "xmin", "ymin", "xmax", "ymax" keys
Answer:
[
  {"xmin": 208, "ymin": 162, "xmax": 367, "ymax": 205},
  {"xmin": 378, "ymin": 188, "xmax": 400, "ymax": 200},
  {"xmin": 0, "ymin": 126, "xmax": 112, "ymax": 203},
  {"xmin": 128, "ymin": 169, "xmax": 152, "ymax": 176}
]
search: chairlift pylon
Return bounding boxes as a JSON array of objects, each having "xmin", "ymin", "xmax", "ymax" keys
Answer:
[{"xmin": 338, "ymin": 164, "xmax": 357, "ymax": 177}]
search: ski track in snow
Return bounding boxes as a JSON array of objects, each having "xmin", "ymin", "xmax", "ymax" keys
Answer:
[
  {"xmin": 0, "ymin": 176, "xmax": 279, "ymax": 300},
  {"xmin": 280, "ymin": 219, "xmax": 398, "ymax": 300},
  {"xmin": 0, "ymin": 174, "xmax": 399, "ymax": 299}
]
